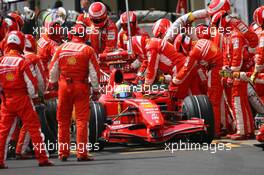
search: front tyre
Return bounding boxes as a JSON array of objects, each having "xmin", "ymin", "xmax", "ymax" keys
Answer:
[
  {"xmin": 89, "ymin": 101, "xmax": 106, "ymax": 151},
  {"xmin": 182, "ymin": 95, "xmax": 215, "ymax": 144}
]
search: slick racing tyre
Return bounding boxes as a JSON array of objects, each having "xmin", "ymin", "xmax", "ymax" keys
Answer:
[
  {"xmin": 45, "ymin": 99, "xmax": 58, "ymax": 145},
  {"xmin": 182, "ymin": 95, "xmax": 215, "ymax": 144},
  {"xmin": 35, "ymin": 104, "xmax": 55, "ymax": 144},
  {"xmin": 248, "ymin": 83, "xmax": 264, "ymax": 114},
  {"xmin": 89, "ymin": 101, "xmax": 106, "ymax": 151}
]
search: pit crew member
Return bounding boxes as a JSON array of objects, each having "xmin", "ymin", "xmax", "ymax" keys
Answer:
[
  {"xmin": 0, "ymin": 31, "xmax": 53, "ymax": 169},
  {"xmin": 48, "ymin": 24, "xmax": 100, "ymax": 161},
  {"xmin": 172, "ymin": 37, "xmax": 223, "ymax": 138},
  {"xmin": 118, "ymin": 11, "xmax": 149, "ymax": 50},
  {"xmin": 88, "ymin": 2, "xmax": 118, "ymax": 54}
]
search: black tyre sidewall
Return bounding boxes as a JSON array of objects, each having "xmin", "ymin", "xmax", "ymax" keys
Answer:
[
  {"xmin": 183, "ymin": 95, "xmax": 215, "ymax": 144},
  {"xmin": 89, "ymin": 101, "xmax": 105, "ymax": 151}
]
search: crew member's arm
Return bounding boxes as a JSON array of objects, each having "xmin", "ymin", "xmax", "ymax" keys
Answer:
[
  {"xmin": 230, "ymin": 33, "xmax": 244, "ymax": 72},
  {"xmin": 88, "ymin": 48, "xmax": 101, "ymax": 91},
  {"xmin": 144, "ymin": 49, "xmax": 159, "ymax": 85},
  {"xmin": 172, "ymin": 54, "xmax": 197, "ymax": 85},
  {"xmin": 117, "ymin": 31, "xmax": 124, "ymax": 50},
  {"xmin": 164, "ymin": 9, "xmax": 209, "ymax": 42},
  {"xmin": 48, "ymin": 46, "xmax": 62, "ymax": 84},
  {"xmin": 228, "ymin": 17, "xmax": 258, "ymax": 48},
  {"xmin": 35, "ymin": 59, "xmax": 46, "ymax": 94},
  {"xmin": 21, "ymin": 61, "xmax": 39, "ymax": 98},
  {"xmin": 103, "ymin": 23, "xmax": 118, "ymax": 53},
  {"xmin": 255, "ymin": 32, "xmax": 264, "ymax": 72}
]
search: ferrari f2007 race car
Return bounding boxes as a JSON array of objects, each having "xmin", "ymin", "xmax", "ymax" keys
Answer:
[{"xmin": 89, "ymin": 70, "xmax": 215, "ymax": 151}]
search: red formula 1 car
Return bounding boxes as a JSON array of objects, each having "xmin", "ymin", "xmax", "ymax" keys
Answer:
[{"xmin": 89, "ymin": 70, "xmax": 215, "ymax": 150}]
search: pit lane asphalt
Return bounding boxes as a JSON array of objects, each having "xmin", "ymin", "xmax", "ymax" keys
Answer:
[{"xmin": 2, "ymin": 139, "xmax": 263, "ymax": 175}]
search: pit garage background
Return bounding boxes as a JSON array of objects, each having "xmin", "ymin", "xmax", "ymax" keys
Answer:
[{"xmin": 3, "ymin": 0, "xmax": 264, "ymax": 25}]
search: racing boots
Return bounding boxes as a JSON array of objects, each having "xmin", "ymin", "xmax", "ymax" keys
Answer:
[
  {"xmin": 59, "ymin": 155, "xmax": 68, "ymax": 162},
  {"xmin": 38, "ymin": 160, "xmax": 54, "ymax": 167},
  {"xmin": 0, "ymin": 163, "xmax": 8, "ymax": 169},
  {"xmin": 227, "ymin": 133, "xmax": 255, "ymax": 140},
  {"xmin": 77, "ymin": 154, "xmax": 94, "ymax": 161}
]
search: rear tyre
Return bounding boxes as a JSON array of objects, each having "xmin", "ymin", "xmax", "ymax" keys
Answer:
[
  {"xmin": 35, "ymin": 104, "xmax": 57, "ymax": 154},
  {"xmin": 45, "ymin": 99, "xmax": 58, "ymax": 152},
  {"xmin": 89, "ymin": 101, "xmax": 106, "ymax": 151},
  {"xmin": 182, "ymin": 95, "xmax": 215, "ymax": 144}
]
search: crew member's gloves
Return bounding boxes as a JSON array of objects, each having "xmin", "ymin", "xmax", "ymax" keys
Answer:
[
  {"xmin": 155, "ymin": 74, "xmax": 172, "ymax": 84},
  {"xmin": 187, "ymin": 12, "xmax": 195, "ymax": 24},
  {"xmin": 47, "ymin": 82, "xmax": 58, "ymax": 91},
  {"xmin": 155, "ymin": 75, "xmax": 165, "ymax": 84},
  {"xmin": 232, "ymin": 72, "xmax": 240, "ymax": 79},
  {"xmin": 250, "ymin": 71, "xmax": 258, "ymax": 84},
  {"xmin": 219, "ymin": 67, "xmax": 232, "ymax": 78}
]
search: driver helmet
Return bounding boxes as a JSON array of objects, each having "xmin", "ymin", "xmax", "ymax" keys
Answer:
[
  {"xmin": 113, "ymin": 84, "xmax": 132, "ymax": 98},
  {"xmin": 253, "ymin": 6, "xmax": 264, "ymax": 27},
  {"xmin": 88, "ymin": 2, "xmax": 108, "ymax": 28}
]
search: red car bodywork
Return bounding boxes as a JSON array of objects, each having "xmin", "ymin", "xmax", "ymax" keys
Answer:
[{"xmin": 98, "ymin": 70, "xmax": 207, "ymax": 144}]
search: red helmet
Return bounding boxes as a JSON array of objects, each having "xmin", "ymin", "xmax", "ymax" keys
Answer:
[
  {"xmin": 174, "ymin": 34, "xmax": 192, "ymax": 55},
  {"xmin": 6, "ymin": 31, "xmax": 25, "ymax": 53},
  {"xmin": 196, "ymin": 24, "xmax": 211, "ymax": 39},
  {"xmin": 70, "ymin": 23, "xmax": 88, "ymax": 42},
  {"xmin": 0, "ymin": 16, "xmax": 7, "ymax": 41},
  {"xmin": 8, "ymin": 12, "xmax": 24, "ymax": 30},
  {"xmin": 207, "ymin": 0, "xmax": 231, "ymax": 15},
  {"xmin": 120, "ymin": 11, "xmax": 137, "ymax": 24},
  {"xmin": 210, "ymin": 10, "xmax": 229, "ymax": 28},
  {"xmin": 120, "ymin": 11, "xmax": 137, "ymax": 31},
  {"xmin": 46, "ymin": 21, "xmax": 63, "ymax": 43},
  {"xmin": 152, "ymin": 18, "xmax": 172, "ymax": 39},
  {"xmin": 4, "ymin": 17, "xmax": 19, "ymax": 32},
  {"xmin": 25, "ymin": 34, "xmax": 36, "ymax": 52},
  {"xmin": 88, "ymin": 2, "xmax": 108, "ymax": 27},
  {"xmin": 253, "ymin": 6, "xmax": 264, "ymax": 27}
]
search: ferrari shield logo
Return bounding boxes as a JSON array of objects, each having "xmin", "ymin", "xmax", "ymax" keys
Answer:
[
  {"xmin": 67, "ymin": 57, "xmax": 76, "ymax": 65},
  {"xmin": 6, "ymin": 72, "xmax": 15, "ymax": 81}
]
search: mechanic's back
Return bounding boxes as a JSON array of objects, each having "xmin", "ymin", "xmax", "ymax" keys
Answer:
[{"xmin": 48, "ymin": 24, "xmax": 100, "ymax": 161}]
